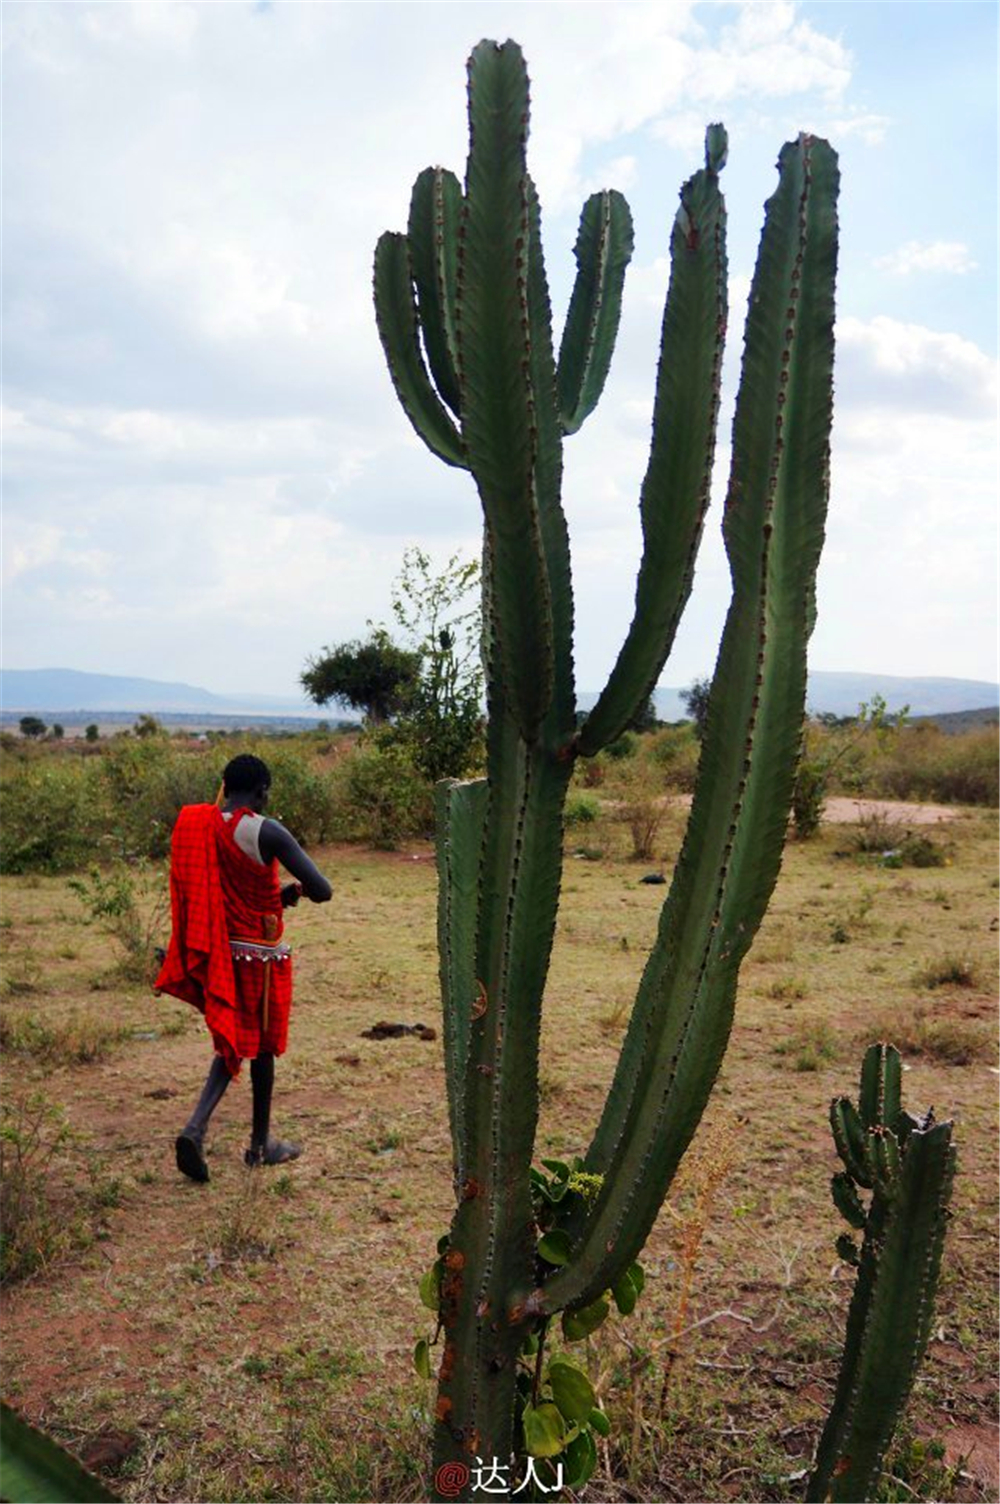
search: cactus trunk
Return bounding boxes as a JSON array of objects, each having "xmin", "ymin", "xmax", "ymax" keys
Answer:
[{"xmin": 375, "ymin": 39, "xmax": 839, "ymax": 1490}]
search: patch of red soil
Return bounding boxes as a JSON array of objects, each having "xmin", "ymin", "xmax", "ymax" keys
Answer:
[{"xmin": 942, "ymin": 1419, "xmax": 1000, "ymax": 1494}]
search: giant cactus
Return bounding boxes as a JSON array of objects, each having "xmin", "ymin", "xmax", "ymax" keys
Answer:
[
  {"xmin": 375, "ymin": 39, "xmax": 839, "ymax": 1484},
  {"xmin": 807, "ymin": 1045, "xmax": 956, "ymax": 1502}
]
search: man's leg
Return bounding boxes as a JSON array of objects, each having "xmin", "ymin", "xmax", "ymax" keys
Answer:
[
  {"xmin": 175, "ymin": 1054, "xmax": 231, "ymax": 1182},
  {"xmin": 245, "ymin": 1053, "xmax": 301, "ymax": 1167}
]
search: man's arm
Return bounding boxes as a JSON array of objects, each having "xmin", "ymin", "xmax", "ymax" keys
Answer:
[{"xmin": 259, "ymin": 819, "xmax": 333, "ymax": 903}]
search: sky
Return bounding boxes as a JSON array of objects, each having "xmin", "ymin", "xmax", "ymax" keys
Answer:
[{"xmin": 3, "ymin": 0, "xmax": 997, "ymax": 703}]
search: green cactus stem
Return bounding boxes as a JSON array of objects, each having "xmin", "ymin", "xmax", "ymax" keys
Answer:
[
  {"xmin": 807, "ymin": 1044, "xmax": 956, "ymax": 1503},
  {"xmin": 374, "ymin": 38, "xmax": 839, "ymax": 1486}
]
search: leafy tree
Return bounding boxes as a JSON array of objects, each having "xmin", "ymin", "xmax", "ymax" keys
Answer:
[
  {"xmin": 18, "ymin": 717, "xmax": 46, "ymax": 740},
  {"xmin": 629, "ymin": 692, "xmax": 658, "ymax": 733},
  {"xmin": 85, "ymin": 724, "xmax": 100, "ymax": 743},
  {"xmin": 386, "ymin": 547, "xmax": 484, "ymax": 781},
  {"xmin": 302, "ymin": 627, "xmax": 421, "ymax": 725},
  {"xmin": 50, "ymin": 724, "xmax": 64, "ymax": 740},
  {"xmin": 133, "ymin": 714, "xmax": 164, "ymax": 739},
  {"xmin": 679, "ymin": 677, "xmax": 712, "ymax": 741},
  {"xmin": 793, "ymin": 693, "xmax": 910, "ymax": 838}
]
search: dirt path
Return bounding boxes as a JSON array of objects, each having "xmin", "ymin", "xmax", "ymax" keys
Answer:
[{"xmin": 821, "ymin": 796, "xmax": 968, "ymax": 825}]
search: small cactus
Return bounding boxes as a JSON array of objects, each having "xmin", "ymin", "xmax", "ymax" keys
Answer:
[{"xmin": 808, "ymin": 1044, "xmax": 956, "ymax": 1502}]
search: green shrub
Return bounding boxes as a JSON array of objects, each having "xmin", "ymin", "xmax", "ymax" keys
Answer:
[
  {"xmin": 68, "ymin": 861, "xmax": 168, "ymax": 986},
  {"xmin": 565, "ymin": 793, "xmax": 600, "ymax": 826},
  {"xmin": 916, "ymin": 953, "xmax": 978, "ymax": 990},
  {"xmin": 334, "ymin": 743, "xmax": 434, "ymax": 849},
  {"xmin": 860, "ymin": 1005, "xmax": 994, "ymax": 1066},
  {"xmin": 605, "ymin": 730, "xmax": 637, "ymax": 761},
  {"xmin": 792, "ymin": 759, "xmax": 827, "ymax": 839},
  {"xmin": 647, "ymin": 725, "xmax": 700, "ymax": 792},
  {"xmin": 0, "ymin": 761, "xmax": 105, "ymax": 872},
  {"xmin": 0, "ymin": 1093, "xmax": 78, "ymax": 1284}
]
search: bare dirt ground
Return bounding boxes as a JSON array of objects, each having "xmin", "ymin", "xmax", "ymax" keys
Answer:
[{"xmin": 2, "ymin": 800, "xmax": 997, "ymax": 1502}]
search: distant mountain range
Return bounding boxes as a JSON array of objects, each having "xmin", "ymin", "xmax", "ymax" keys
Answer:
[{"xmin": 2, "ymin": 666, "xmax": 997, "ymax": 723}]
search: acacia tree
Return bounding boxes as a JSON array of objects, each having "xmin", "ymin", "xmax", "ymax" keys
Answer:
[{"xmin": 301, "ymin": 627, "xmax": 421, "ymax": 725}]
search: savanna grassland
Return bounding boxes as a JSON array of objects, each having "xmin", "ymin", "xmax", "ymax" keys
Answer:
[{"xmin": 1, "ymin": 729, "xmax": 997, "ymax": 1503}]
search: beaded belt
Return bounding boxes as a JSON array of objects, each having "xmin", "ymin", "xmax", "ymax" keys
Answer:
[{"xmin": 229, "ymin": 938, "xmax": 291, "ymax": 964}]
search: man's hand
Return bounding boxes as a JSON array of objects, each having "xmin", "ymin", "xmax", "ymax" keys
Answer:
[{"xmin": 280, "ymin": 882, "xmax": 303, "ymax": 909}]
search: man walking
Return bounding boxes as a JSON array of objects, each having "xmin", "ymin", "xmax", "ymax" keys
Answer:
[{"xmin": 155, "ymin": 754, "xmax": 332, "ymax": 1181}]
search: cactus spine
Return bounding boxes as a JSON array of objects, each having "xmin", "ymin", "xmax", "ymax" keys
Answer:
[
  {"xmin": 807, "ymin": 1045, "xmax": 956, "ymax": 1502},
  {"xmin": 375, "ymin": 40, "xmax": 839, "ymax": 1481}
]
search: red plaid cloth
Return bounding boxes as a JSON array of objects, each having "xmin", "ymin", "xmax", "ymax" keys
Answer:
[{"xmin": 154, "ymin": 805, "xmax": 293, "ymax": 1075}]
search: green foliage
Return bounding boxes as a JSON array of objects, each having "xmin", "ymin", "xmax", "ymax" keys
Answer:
[
  {"xmin": 808, "ymin": 1045, "xmax": 956, "ymax": 1502},
  {"xmin": 68, "ymin": 861, "xmax": 167, "ymax": 986},
  {"xmin": 334, "ymin": 741, "xmax": 434, "ymax": 849},
  {"xmin": 0, "ymin": 760, "xmax": 106, "ymax": 873},
  {"xmin": 564, "ymin": 792, "xmax": 599, "ymax": 826},
  {"xmin": 679, "ymin": 678, "xmax": 711, "ymax": 740},
  {"xmin": 85, "ymin": 723, "xmax": 100, "ymax": 743},
  {"xmin": 18, "ymin": 715, "xmax": 47, "ymax": 739},
  {"xmin": 381, "ymin": 548, "xmax": 485, "ymax": 782},
  {"xmin": 132, "ymin": 713, "xmax": 164, "ymax": 739},
  {"xmin": 0, "ymin": 1093, "xmax": 91, "ymax": 1287},
  {"xmin": 792, "ymin": 758, "xmax": 827, "ymax": 838},
  {"xmin": 302, "ymin": 627, "xmax": 422, "ymax": 725}
]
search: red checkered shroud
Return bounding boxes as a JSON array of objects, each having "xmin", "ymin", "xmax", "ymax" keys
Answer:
[{"xmin": 155, "ymin": 805, "xmax": 292, "ymax": 1075}]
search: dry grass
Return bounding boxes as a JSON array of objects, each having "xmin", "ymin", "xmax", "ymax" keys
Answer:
[{"xmin": 0, "ymin": 802, "xmax": 996, "ymax": 1501}]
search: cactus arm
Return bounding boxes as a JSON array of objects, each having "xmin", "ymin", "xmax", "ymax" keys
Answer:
[
  {"xmin": 556, "ymin": 190, "xmax": 635, "ymax": 435},
  {"xmin": 542, "ymin": 134, "xmax": 839, "ymax": 1312},
  {"xmin": 578, "ymin": 130, "xmax": 728, "ymax": 756},
  {"xmin": 831, "ymin": 1095, "xmax": 872, "ymax": 1187},
  {"xmin": 807, "ymin": 1119, "xmax": 956, "ymax": 1502},
  {"xmin": 373, "ymin": 231, "xmax": 468, "ymax": 469},
  {"xmin": 859, "ymin": 1041, "xmax": 902, "ymax": 1129},
  {"xmin": 456, "ymin": 40, "xmax": 554, "ymax": 739},
  {"xmin": 436, "ymin": 778, "xmax": 489, "ymax": 1190},
  {"xmin": 408, "ymin": 166, "xmax": 464, "ymax": 417},
  {"xmin": 525, "ymin": 174, "xmax": 575, "ymax": 745}
]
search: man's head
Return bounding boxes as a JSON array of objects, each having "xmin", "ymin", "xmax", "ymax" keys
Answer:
[{"xmin": 222, "ymin": 754, "xmax": 271, "ymax": 810}]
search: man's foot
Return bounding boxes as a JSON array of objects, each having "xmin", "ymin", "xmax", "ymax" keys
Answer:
[
  {"xmin": 244, "ymin": 1138, "xmax": 302, "ymax": 1169},
  {"xmin": 175, "ymin": 1131, "xmax": 209, "ymax": 1183}
]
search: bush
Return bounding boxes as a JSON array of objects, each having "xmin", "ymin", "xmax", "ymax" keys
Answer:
[
  {"xmin": 647, "ymin": 725, "xmax": 700, "ymax": 792},
  {"xmin": 875, "ymin": 725, "xmax": 998, "ymax": 806},
  {"xmin": 792, "ymin": 759, "xmax": 827, "ymax": 839},
  {"xmin": 605, "ymin": 730, "xmax": 638, "ymax": 761},
  {"xmin": 0, "ymin": 761, "xmax": 105, "ymax": 872},
  {"xmin": 565, "ymin": 793, "xmax": 600, "ymax": 826},
  {"xmin": 0, "ymin": 1093, "xmax": 77, "ymax": 1284},
  {"xmin": 334, "ymin": 742, "xmax": 434, "ymax": 849},
  {"xmin": 68, "ymin": 861, "xmax": 168, "ymax": 986}
]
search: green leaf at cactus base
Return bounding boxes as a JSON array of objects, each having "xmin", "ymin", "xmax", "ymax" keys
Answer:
[
  {"xmin": 563, "ymin": 1428, "xmax": 599, "ymax": 1490},
  {"xmin": 547, "ymin": 1361, "xmax": 596, "ymax": 1424},
  {"xmin": 419, "ymin": 1263, "xmax": 441, "ymax": 1312},
  {"xmin": 612, "ymin": 1268, "xmax": 639, "ymax": 1314},
  {"xmin": 589, "ymin": 1407, "xmax": 611, "ymax": 1438},
  {"xmin": 538, "ymin": 1230, "xmax": 573, "ymax": 1266},
  {"xmin": 562, "ymin": 1296, "xmax": 610, "ymax": 1341},
  {"xmin": 522, "ymin": 1403, "xmax": 566, "ymax": 1458},
  {"xmin": 414, "ymin": 1339, "xmax": 433, "ymax": 1381}
]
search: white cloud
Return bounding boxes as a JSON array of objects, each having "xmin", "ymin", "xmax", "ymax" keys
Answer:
[
  {"xmin": 874, "ymin": 240, "xmax": 978, "ymax": 276},
  {"xmin": 836, "ymin": 315, "xmax": 997, "ymax": 419},
  {"xmin": 826, "ymin": 111, "xmax": 890, "ymax": 147}
]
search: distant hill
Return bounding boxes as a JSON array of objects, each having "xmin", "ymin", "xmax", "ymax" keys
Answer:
[
  {"xmin": 609, "ymin": 672, "xmax": 998, "ymax": 722},
  {"xmin": 0, "ymin": 668, "xmax": 316, "ymax": 717},
  {"xmin": 2, "ymin": 665, "xmax": 997, "ymax": 724}
]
